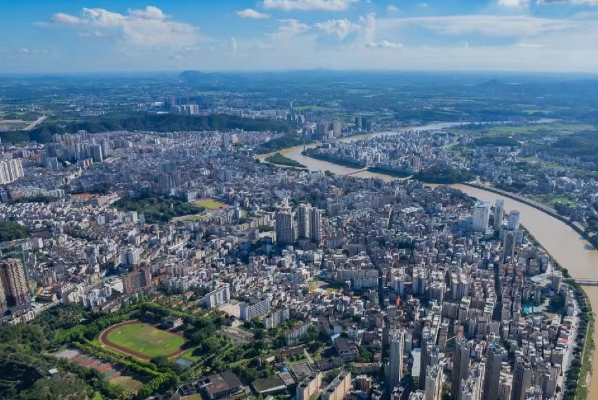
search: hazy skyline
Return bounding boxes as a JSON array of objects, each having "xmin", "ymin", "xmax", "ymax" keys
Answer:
[{"xmin": 2, "ymin": 0, "xmax": 598, "ymax": 73}]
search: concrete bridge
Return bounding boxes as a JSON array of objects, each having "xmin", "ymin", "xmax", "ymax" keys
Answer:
[{"xmin": 574, "ymin": 279, "xmax": 598, "ymax": 286}]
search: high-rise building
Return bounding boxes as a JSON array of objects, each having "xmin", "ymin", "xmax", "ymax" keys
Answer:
[
  {"xmin": 0, "ymin": 258, "xmax": 30, "ymax": 307},
  {"xmin": 355, "ymin": 116, "xmax": 362, "ymax": 131},
  {"xmin": 263, "ymin": 308, "xmax": 290, "ymax": 329},
  {"xmin": 508, "ymin": 211, "xmax": 520, "ymax": 231},
  {"xmin": 0, "ymin": 276, "xmax": 6, "ymax": 313},
  {"xmin": 503, "ymin": 231, "xmax": 517, "ymax": 261},
  {"xmin": 420, "ymin": 332, "xmax": 439, "ymax": 390},
  {"xmin": 483, "ymin": 344, "xmax": 507, "ymax": 400},
  {"xmin": 472, "ymin": 201, "xmax": 491, "ymax": 232},
  {"xmin": 452, "ymin": 338, "xmax": 471, "ymax": 400},
  {"xmin": 240, "ymin": 298, "xmax": 271, "ymax": 321},
  {"xmin": 321, "ymin": 371, "xmax": 351, "ymax": 400},
  {"xmin": 389, "ymin": 329, "xmax": 406, "ymax": 390},
  {"xmin": 461, "ymin": 363, "xmax": 485, "ymax": 400},
  {"xmin": 297, "ymin": 373, "xmax": 323, "ymax": 400},
  {"xmin": 498, "ymin": 371, "xmax": 513, "ymax": 400},
  {"xmin": 425, "ymin": 364, "xmax": 443, "ymax": 400},
  {"xmin": 309, "ymin": 207, "xmax": 322, "ymax": 243},
  {"xmin": 205, "ymin": 284, "xmax": 231, "ymax": 308},
  {"xmin": 122, "ymin": 267, "xmax": 152, "ymax": 294},
  {"xmin": 90, "ymin": 145, "xmax": 103, "ymax": 163},
  {"xmin": 511, "ymin": 357, "xmax": 532, "ymax": 400},
  {"xmin": 276, "ymin": 198, "xmax": 295, "ymax": 246},
  {"xmin": 332, "ymin": 120, "xmax": 341, "ymax": 137},
  {"xmin": 0, "ymin": 159, "xmax": 24, "ymax": 184},
  {"xmin": 494, "ymin": 200, "xmax": 505, "ymax": 229},
  {"xmin": 298, "ymin": 203, "xmax": 310, "ymax": 239}
]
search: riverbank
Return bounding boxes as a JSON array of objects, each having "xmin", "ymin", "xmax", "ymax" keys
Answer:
[{"xmin": 462, "ymin": 182, "xmax": 594, "ymax": 251}]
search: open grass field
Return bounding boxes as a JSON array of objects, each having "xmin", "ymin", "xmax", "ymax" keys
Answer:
[
  {"xmin": 181, "ymin": 395, "xmax": 203, "ymax": 400},
  {"xmin": 192, "ymin": 198, "xmax": 228, "ymax": 210},
  {"xmin": 103, "ymin": 321, "xmax": 185, "ymax": 359},
  {"xmin": 109, "ymin": 376, "xmax": 144, "ymax": 394},
  {"xmin": 457, "ymin": 123, "xmax": 595, "ymax": 139}
]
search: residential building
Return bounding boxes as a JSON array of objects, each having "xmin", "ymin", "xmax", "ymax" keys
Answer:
[
  {"xmin": 298, "ymin": 203, "xmax": 310, "ymax": 239},
  {"xmin": 297, "ymin": 372, "xmax": 323, "ymax": 400},
  {"xmin": 240, "ymin": 297, "xmax": 270, "ymax": 321},
  {"xmin": 452, "ymin": 338, "xmax": 471, "ymax": 400},
  {"xmin": 321, "ymin": 371, "xmax": 351, "ymax": 400},
  {"xmin": 264, "ymin": 308, "xmax": 290, "ymax": 329},
  {"xmin": 309, "ymin": 207, "xmax": 322, "ymax": 243},
  {"xmin": 389, "ymin": 329, "xmax": 405, "ymax": 390},
  {"xmin": 206, "ymin": 284, "xmax": 231, "ymax": 308},
  {"xmin": 285, "ymin": 321, "xmax": 312, "ymax": 345},
  {"xmin": 122, "ymin": 267, "xmax": 152, "ymax": 294},
  {"xmin": 483, "ymin": 344, "xmax": 507, "ymax": 400},
  {"xmin": 473, "ymin": 201, "xmax": 491, "ymax": 232},
  {"xmin": 0, "ymin": 258, "xmax": 29, "ymax": 307}
]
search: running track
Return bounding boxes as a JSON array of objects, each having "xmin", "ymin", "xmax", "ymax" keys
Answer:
[{"xmin": 99, "ymin": 320, "xmax": 188, "ymax": 361}]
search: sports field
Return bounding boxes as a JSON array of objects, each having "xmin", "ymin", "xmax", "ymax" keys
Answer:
[
  {"xmin": 192, "ymin": 198, "xmax": 228, "ymax": 210},
  {"xmin": 103, "ymin": 321, "xmax": 185, "ymax": 359}
]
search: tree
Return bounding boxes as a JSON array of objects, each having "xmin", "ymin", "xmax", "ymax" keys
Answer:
[{"xmin": 20, "ymin": 372, "xmax": 90, "ymax": 400}]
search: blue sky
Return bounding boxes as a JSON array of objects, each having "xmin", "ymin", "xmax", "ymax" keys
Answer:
[{"xmin": 1, "ymin": 0, "xmax": 597, "ymax": 73}]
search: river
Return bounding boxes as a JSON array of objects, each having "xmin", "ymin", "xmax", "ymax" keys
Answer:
[{"xmin": 263, "ymin": 123, "xmax": 598, "ymax": 395}]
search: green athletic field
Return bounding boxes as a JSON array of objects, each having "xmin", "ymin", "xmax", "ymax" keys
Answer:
[{"xmin": 105, "ymin": 323, "xmax": 185, "ymax": 358}]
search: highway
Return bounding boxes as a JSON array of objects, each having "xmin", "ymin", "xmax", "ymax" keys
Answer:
[{"xmin": 22, "ymin": 115, "xmax": 47, "ymax": 131}]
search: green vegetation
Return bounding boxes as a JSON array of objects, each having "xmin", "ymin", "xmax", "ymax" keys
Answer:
[
  {"xmin": 192, "ymin": 198, "xmax": 227, "ymax": 210},
  {"xmin": 473, "ymin": 136, "xmax": 520, "ymax": 147},
  {"xmin": 105, "ymin": 323, "xmax": 185, "ymax": 359},
  {"xmin": 413, "ymin": 165, "xmax": 474, "ymax": 184},
  {"xmin": 265, "ymin": 152, "xmax": 307, "ymax": 168},
  {"xmin": 113, "ymin": 193, "xmax": 203, "ymax": 223},
  {"xmin": 0, "ymin": 113, "xmax": 292, "ymax": 144},
  {"xmin": 0, "ymin": 221, "xmax": 30, "ymax": 242},
  {"xmin": 256, "ymin": 135, "xmax": 312, "ymax": 154},
  {"xmin": 539, "ymin": 129, "xmax": 598, "ymax": 169},
  {"xmin": 456, "ymin": 123, "xmax": 594, "ymax": 140},
  {"xmin": 12, "ymin": 195, "xmax": 59, "ymax": 204}
]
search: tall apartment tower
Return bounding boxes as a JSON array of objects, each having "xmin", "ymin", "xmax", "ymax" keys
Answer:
[
  {"xmin": 425, "ymin": 364, "xmax": 443, "ymax": 400},
  {"xmin": 511, "ymin": 357, "xmax": 532, "ymax": 400},
  {"xmin": 503, "ymin": 231, "xmax": 517, "ymax": 261},
  {"xmin": 452, "ymin": 338, "xmax": 471, "ymax": 400},
  {"xmin": 276, "ymin": 198, "xmax": 295, "ymax": 246},
  {"xmin": 508, "ymin": 211, "xmax": 521, "ymax": 231},
  {"xmin": 472, "ymin": 201, "xmax": 491, "ymax": 232},
  {"xmin": 309, "ymin": 207, "xmax": 322, "ymax": 243},
  {"xmin": 483, "ymin": 344, "xmax": 507, "ymax": 400},
  {"xmin": 420, "ymin": 332, "xmax": 439, "ymax": 390},
  {"xmin": 494, "ymin": 199, "xmax": 505, "ymax": 229},
  {"xmin": 0, "ymin": 258, "xmax": 30, "ymax": 307},
  {"xmin": 297, "ymin": 203, "xmax": 310, "ymax": 239},
  {"xmin": 389, "ymin": 329, "xmax": 405, "ymax": 390},
  {"xmin": 461, "ymin": 362, "xmax": 486, "ymax": 400}
]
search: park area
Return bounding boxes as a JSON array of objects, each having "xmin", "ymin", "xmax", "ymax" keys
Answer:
[
  {"xmin": 192, "ymin": 198, "xmax": 229, "ymax": 210},
  {"xmin": 55, "ymin": 348, "xmax": 144, "ymax": 394},
  {"xmin": 100, "ymin": 320, "xmax": 186, "ymax": 360}
]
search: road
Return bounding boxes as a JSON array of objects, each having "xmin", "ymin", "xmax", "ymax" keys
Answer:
[{"xmin": 22, "ymin": 115, "xmax": 47, "ymax": 131}]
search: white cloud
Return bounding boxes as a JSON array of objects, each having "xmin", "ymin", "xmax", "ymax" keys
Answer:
[
  {"xmin": 50, "ymin": 13, "xmax": 84, "ymax": 25},
  {"xmin": 537, "ymin": 0, "xmax": 598, "ymax": 5},
  {"xmin": 18, "ymin": 48, "xmax": 30, "ymax": 54},
  {"xmin": 418, "ymin": 3, "xmax": 430, "ymax": 7},
  {"xmin": 237, "ymin": 9, "xmax": 271, "ymax": 19},
  {"xmin": 262, "ymin": 0, "xmax": 359, "ymax": 11},
  {"xmin": 498, "ymin": 0, "xmax": 530, "ymax": 7},
  {"xmin": 231, "ymin": 38, "xmax": 238, "ymax": 53},
  {"xmin": 366, "ymin": 40, "xmax": 403, "ymax": 48},
  {"xmin": 387, "ymin": 5, "xmax": 400, "ymax": 12},
  {"xmin": 359, "ymin": 13, "xmax": 377, "ymax": 44},
  {"xmin": 278, "ymin": 19, "xmax": 311, "ymax": 33},
  {"xmin": 47, "ymin": 6, "xmax": 199, "ymax": 48},
  {"xmin": 314, "ymin": 19, "xmax": 361, "ymax": 39},
  {"xmin": 379, "ymin": 15, "xmax": 576, "ymax": 37},
  {"xmin": 514, "ymin": 42, "xmax": 546, "ymax": 47}
]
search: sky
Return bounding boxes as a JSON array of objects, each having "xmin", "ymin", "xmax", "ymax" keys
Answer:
[{"xmin": 1, "ymin": 0, "xmax": 598, "ymax": 74}]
